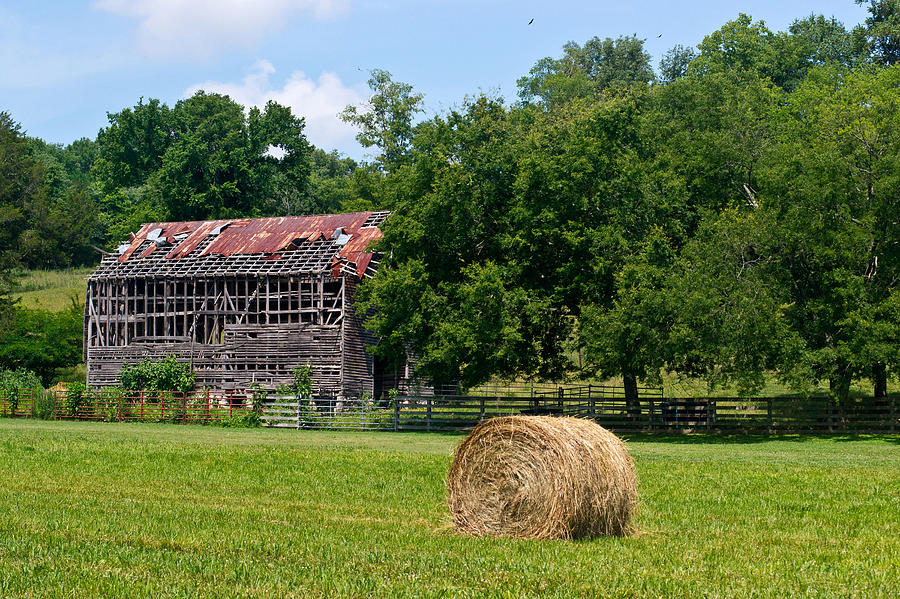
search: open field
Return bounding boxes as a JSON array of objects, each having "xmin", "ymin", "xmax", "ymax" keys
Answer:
[
  {"xmin": 10, "ymin": 267, "xmax": 93, "ymax": 311},
  {"xmin": 0, "ymin": 420, "xmax": 897, "ymax": 598}
]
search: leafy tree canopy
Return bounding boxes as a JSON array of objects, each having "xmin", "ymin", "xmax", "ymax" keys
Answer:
[
  {"xmin": 341, "ymin": 69, "xmax": 424, "ymax": 174},
  {"xmin": 517, "ymin": 35, "xmax": 654, "ymax": 107},
  {"xmin": 855, "ymin": 0, "xmax": 900, "ymax": 64},
  {"xmin": 96, "ymin": 92, "xmax": 311, "ymax": 223}
]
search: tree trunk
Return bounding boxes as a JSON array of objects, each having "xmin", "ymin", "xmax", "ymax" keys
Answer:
[
  {"xmin": 829, "ymin": 361, "xmax": 851, "ymax": 403},
  {"xmin": 873, "ymin": 363, "xmax": 887, "ymax": 398},
  {"xmin": 624, "ymin": 373, "xmax": 639, "ymax": 421}
]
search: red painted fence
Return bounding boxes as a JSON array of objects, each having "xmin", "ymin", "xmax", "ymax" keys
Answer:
[{"xmin": 0, "ymin": 388, "xmax": 253, "ymax": 424}]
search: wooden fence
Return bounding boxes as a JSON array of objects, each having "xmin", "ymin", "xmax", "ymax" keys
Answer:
[
  {"xmin": 383, "ymin": 394, "xmax": 898, "ymax": 433},
  {"xmin": 1, "ymin": 386, "xmax": 897, "ymax": 433}
]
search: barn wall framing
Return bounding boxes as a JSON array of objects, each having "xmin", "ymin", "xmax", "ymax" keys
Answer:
[{"xmin": 85, "ymin": 272, "xmax": 354, "ymax": 390}]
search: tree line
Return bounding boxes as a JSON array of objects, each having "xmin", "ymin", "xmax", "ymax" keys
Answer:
[
  {"xmin": 1, "ymin": 2, "xmax": 898, "ymax": 399},
  {"xmin": 355, "ymin": 5, "xmax": 900, "ymax": 404}
]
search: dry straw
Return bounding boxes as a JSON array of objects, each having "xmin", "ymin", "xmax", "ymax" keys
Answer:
[{"xmin": 447, "ymin": 415, "xmax": 637, "ymax": 540}]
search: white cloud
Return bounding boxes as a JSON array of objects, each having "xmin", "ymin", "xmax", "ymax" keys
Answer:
[
  {"xmin": 185, "ymin": 60, "xmax": 364, "ymax": 154},
  {"xmin": 94, "ymin": 0, "xmax": 350, "ymax": 59}
]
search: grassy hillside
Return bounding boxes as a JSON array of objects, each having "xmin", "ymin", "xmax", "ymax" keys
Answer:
[
  {"xmin": 0, "ymin": 421, "xmax": 896, "ymax": 598},
  {"xmin": 10, "ymin": 267, "xmax": 93, "ymax": 311}
]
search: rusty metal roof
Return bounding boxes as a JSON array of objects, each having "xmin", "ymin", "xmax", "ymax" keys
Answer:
[{"xmin": 102, "ymin": 211, "xmax": 388, "ymax": 279}]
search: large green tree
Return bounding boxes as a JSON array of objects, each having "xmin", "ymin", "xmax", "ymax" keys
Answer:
[
  {"xmin": 517, "ymin": 35, "xmax": 654, "ymax": 107},
  {"xmin": 96, "ymin": 92, "xmax": 311, "ymax": 224},
  {"xmin": 341, "ymin": 69, "xmax": 424, "ymax": 174},
  {"xmin": 768, "ymin": 65, "xmax": 900, "ymax": 397},
  {"xmin": 0, "ymin": 113, "xmax": 47, "ymax": 275},
  {"xmin": 358, "ymin": 96, "xmax": 535, "ymax": 387},
  {"xmin": 95, "ymin": 97, "xmax": 173, "ymax": 193},
  {"xmin": 156, "ymin": 93, "xmax": 310, "ymax": 221},
  {"xmin": 667, "ymin": 65, "xmax": 900, "ymax": 399},
  {"xmin": 361, "ymin": 90, "xmax": 685, "ymax": 405}
]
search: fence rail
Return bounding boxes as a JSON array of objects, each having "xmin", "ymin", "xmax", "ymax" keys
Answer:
[
  {"xmin": 262, "ymin": 397, "xmax": 393, "ymax": 430},
  {"xmin": 1, "ymin": 386, "xmax": 897, "ymax": 433},
  {"xmin": 0, "ymin": 388, "xmax": 38, "ymax": 418}
]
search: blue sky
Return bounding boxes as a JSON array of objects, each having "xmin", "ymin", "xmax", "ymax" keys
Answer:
[{"xmin": 1, "ymin": 0, "xmax": 869, "ymax": 160}]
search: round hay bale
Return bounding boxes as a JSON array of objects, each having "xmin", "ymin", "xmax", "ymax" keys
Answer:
[{"xmin": 447, "ymin": 415, "xmax": 637, "ymax": 540}]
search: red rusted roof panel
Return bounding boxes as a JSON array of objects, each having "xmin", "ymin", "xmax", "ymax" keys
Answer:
[
  {"xmin": 117, "ymin": 212, "xmax": 385, "ymax": 277},
  {"xmin": 340, "ymin": 226, "xmax": 383, "ymax": 277}
]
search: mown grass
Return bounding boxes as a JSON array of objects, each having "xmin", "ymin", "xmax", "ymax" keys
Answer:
[
  {"xmin": 0, "ymin": 420, "xmax": 897, "ymax": 598},
  {"xmin": 10, "ymin": 267, "xmax": 93, "ymax": 311}
]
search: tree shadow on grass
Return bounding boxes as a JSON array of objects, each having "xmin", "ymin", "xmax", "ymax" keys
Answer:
[{"xmin": 620, "ymin": 432, "xmax": 900, "ymax": 445}]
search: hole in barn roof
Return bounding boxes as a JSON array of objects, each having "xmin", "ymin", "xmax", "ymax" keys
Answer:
[
  {"xmin": 210, "ymin": 222, "xmax": 231, "ymax": 236},
  {"xmin": 332, "ymin": 227, "xmax": 352, "ymax": 246}
]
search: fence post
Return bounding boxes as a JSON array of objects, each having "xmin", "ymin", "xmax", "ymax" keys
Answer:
[
  {"xmin": 891, "ymin": 396, "xmax": 897, "ymax": 433},
  {"xmin": 297, "ymin": 396, "xmax": 303, "ymax": 429},
  {"xmin": 480, "ymin": 396, "xmax": 485, "ymax": 421},
  {"xmin": 767, "ymin": 398, "xmax": 773, "ymax": 431},
  {"xmin": 829, "ymin": 397, "xmax": 837, "ymax": 433},
  {"xmin": 648, "ymin": 396, "xmax": 654, "ymax": 431},
  {"xmin": 427, "ymin": 397, "xmax": 432, "ymax": 432},
  {"xmin": 838, "ymin": 401, "xmax": 847, "ymax": 433},
  {"xmin": 206, "ymin": 390, "xmax": 210, "ymax": 422},
  {"xmin": 140, "ymin": 391, "xmax": 144, "ymax": 421},
  {"xmin": 393, "ymin": 394, "xmax": 399, "ymax": 431},
  {"xmin": 706, "ymin": 399, "xmax": 713, "ymax": 431},
  {"xmin": 588, "ymin": 384, "xmax": 595, "ymax": 417}
]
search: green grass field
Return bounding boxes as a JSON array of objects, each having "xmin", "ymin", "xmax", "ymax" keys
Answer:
[
  {"xmin": 10, "ymin": 268, "xmax": 93, "ymax": 311},
  {"xmin": 0, "ymin": 421, "xmax": 897, "ymax": 598}
]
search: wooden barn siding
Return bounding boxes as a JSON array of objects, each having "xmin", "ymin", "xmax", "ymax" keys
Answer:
[
  {"xmin": 87, "ymin": 324, "xmax": 343, "ymax": 390},
  {"xmin": 340, "ymin": 278, "xmax": 375, "ymax": 398}
]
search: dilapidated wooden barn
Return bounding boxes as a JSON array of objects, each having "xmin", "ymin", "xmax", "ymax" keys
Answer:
[{"xmin": 84, "ymin": 211, "xmax": 390, "ymax": 395}]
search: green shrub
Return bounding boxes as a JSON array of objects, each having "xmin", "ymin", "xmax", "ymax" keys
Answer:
[
  {"xmin": 32, "ymin": 390, "xmax": 56, "ymax": 419},
  {"xmin": 65, "ymin": 382, "xmax": 86, "ymax": 417},
  {"xmin": 0, "ymin": 306, "xmax": 82, "ymax": 385},
  {"xmin": 0, "ymin": 368, "xmax": 43, "ymax": 416},
  {"xmin": 120, "ymin": 356, "xmax": 195, "ymax": 394},
  {"xmin": 218, "ymin": 411, "xmax": 262, "ymax": 428},
  {"xmin": 97, "ymin": 387, "xmax": 125, "ymax": 422},
  {"xmin": 291, "ymin": 364, "xmax": 313, "ymax": 398}
]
